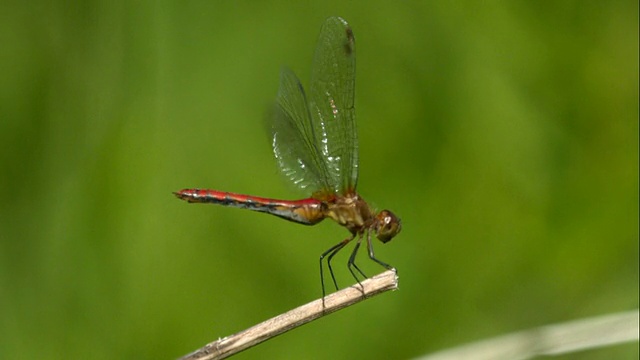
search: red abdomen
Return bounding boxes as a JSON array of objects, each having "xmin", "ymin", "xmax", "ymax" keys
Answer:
[{"xmin": 174, "ymin": 189, "xmax": 326, "ymax": 225}]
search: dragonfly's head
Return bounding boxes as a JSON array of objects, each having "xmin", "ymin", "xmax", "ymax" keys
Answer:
[{"xmin": 374, "ymin": 210, "xmax": 402, "ymax": 243}]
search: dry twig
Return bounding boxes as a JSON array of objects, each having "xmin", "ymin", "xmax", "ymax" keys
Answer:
[{"xmin": 178, "ymin": 269, "xmax": 398, "ymax": 360}]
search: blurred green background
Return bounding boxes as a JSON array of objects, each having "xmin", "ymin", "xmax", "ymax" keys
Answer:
[{"xmin": 1, "ymin": 1, "xmax": 637, "ymax": 359}]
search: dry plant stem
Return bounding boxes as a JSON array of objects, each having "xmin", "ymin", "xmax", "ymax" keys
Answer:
[
  {"xmin": 179, "ymin": 269, "xmax": 398, "ymax": 360},
  {"xmin": 417, "ymin": 309, "xmax": 639, "ymax": 360}
]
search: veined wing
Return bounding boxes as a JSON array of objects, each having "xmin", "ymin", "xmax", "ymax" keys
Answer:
[
  {"xmin": 308, "ymin": 16, "xmax": 358, "ymax": 195},
  {"xmin": 269, "ymin": 67, "xmax": 333, "ymax": 194}
]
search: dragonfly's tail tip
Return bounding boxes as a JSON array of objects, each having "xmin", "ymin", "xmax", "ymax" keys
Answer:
[{"xmin": 173, "ymin": 191, "xmax": 187, "ymax": 200}]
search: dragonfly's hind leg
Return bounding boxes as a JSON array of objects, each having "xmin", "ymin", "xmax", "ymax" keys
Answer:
[{"xmin": 319, "ymin": 234, "xmax": 354, "ymax": 298}]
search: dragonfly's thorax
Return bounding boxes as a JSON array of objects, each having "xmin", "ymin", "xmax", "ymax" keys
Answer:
[{"xmin": 324, "ymin": 194, "xmax": 375, "ymax": 234}]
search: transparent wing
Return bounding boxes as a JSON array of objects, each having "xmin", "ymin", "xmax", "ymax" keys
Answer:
[
  {"xmin": 269, "ymin": 67, "xmax": 332, "ymax": 193},
  {"xmin": 308, "ymin": 16, "xmax": 358, "ymax": 194}
]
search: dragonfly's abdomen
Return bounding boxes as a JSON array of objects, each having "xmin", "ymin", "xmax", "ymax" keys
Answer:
[{"xmin": 174, "ymin": 189, "xmax": 326, "ymax": 225}]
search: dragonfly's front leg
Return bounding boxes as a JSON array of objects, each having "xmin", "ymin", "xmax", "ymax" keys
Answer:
[{"xmin": 366, "ymin": 229, "xmax": 394, "ymax": 271}]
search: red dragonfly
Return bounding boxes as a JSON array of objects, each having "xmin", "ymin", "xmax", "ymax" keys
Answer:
[{"xmin": 175, "ymin": 16, "xmax": 401, "ymax": 297}]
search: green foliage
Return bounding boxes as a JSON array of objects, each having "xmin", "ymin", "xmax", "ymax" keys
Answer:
[{"xmin": 1, "ymin": 1, "xmax": 637, "ymax": 359}]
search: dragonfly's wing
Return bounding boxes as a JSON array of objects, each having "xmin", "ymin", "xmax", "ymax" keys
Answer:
[
  {"xmin": 269, "ymin": 67, "xmax": 332, "ymax": 193},
  {"xmin": 308, "ymin": 16, "xmax": 358, "ymax": 194}
]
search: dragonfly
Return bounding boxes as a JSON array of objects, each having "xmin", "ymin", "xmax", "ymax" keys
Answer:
[{"xmin": 175, "ymin": 16, "xmax": 401, "ymax": 297}]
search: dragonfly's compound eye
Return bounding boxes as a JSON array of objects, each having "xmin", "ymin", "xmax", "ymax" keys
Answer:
[{"xmin": 375, "ymin": 210, "xmax": 402, "ymax": 243}]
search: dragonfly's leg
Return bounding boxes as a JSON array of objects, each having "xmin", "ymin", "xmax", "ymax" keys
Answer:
[
  {"xmin": 319, "ymin": 236, "xmax": 353, "ymax": 298},
  {"xmin": 366, "ymin": 229, "xmax": 394, "ymax": 270},
  {"xmin": 347, "ymin": 233, "xmax": 368, "ymax": 288}
]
